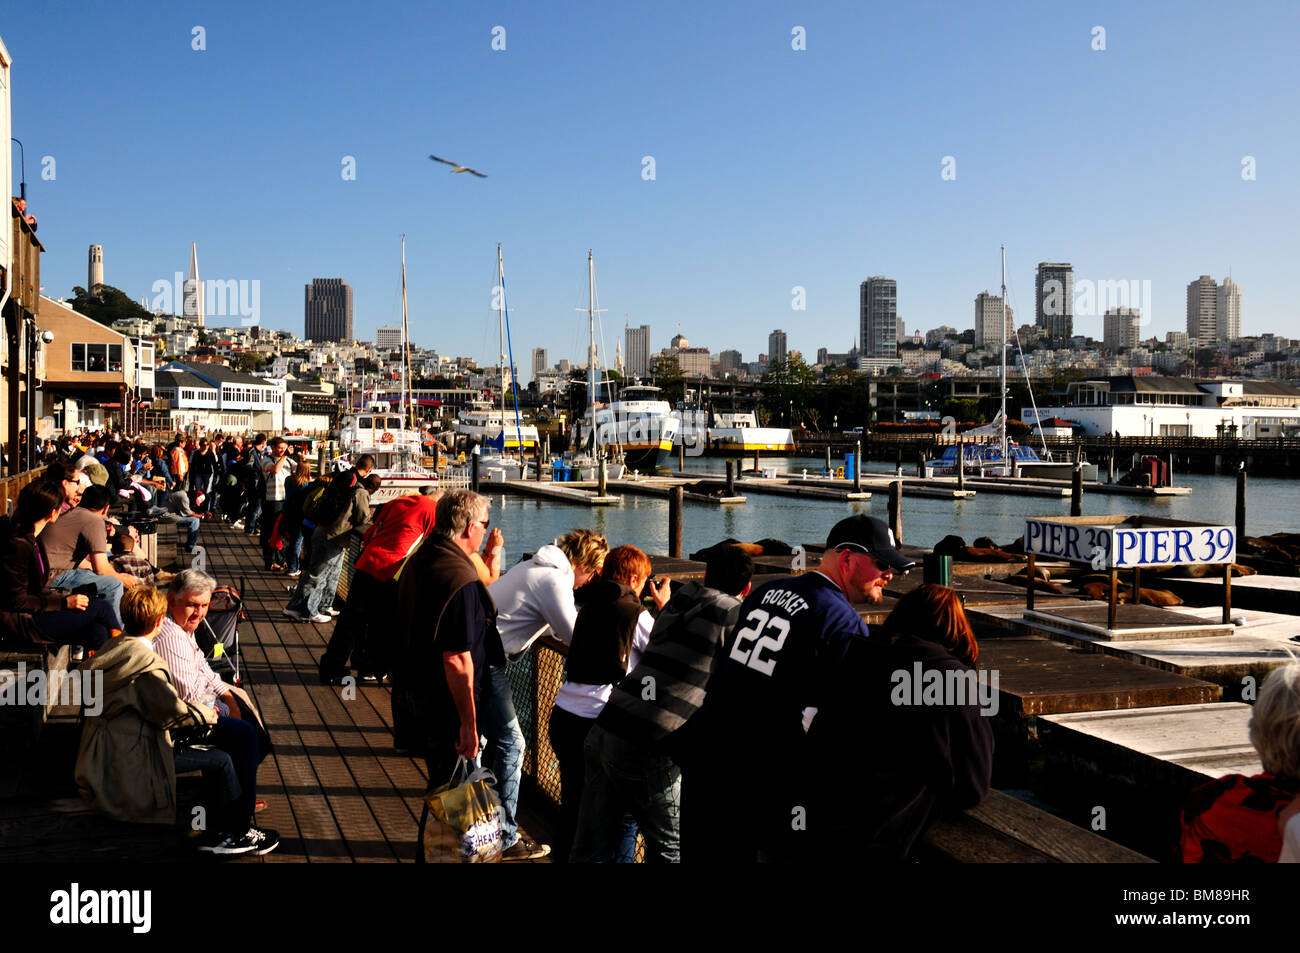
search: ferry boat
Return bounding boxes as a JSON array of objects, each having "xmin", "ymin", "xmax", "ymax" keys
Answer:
[
  {"xmin": 571, "ymin": 383, "xmax": 678, "ymax": 472},
  {"xmin": 675, "ymin": 409, "xmax": 797, "ymax": 454}
]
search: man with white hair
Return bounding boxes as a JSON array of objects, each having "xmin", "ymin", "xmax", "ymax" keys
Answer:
[{"xmin": 395, "ymin": 490, "xmax": 505, "ymax": 785}]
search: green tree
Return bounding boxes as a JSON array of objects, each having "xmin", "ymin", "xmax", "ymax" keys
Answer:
[
  {"xmin": 235, "ymin": 352, "xmax": 267, "ymax": 373},
  {"xmin": 68, "ymin": 284, "xmax": 156, "ymax": 327}
]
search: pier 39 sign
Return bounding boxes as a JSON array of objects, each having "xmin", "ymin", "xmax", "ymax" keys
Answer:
[{"xmin": 1024, "ymin": 516, "xmax": 1236, "ymax": 570}]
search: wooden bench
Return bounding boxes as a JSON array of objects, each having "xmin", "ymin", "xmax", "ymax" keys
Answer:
[
  {"xmin": 0, "ymin": 645, "xmax": 72, "ymax": 755},
  {"xmin": 918, "ymin": 790, "xmax": 1154, "ymax": 862}
]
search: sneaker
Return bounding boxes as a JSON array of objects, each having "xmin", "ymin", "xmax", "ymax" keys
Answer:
[
  {"xmin": 282, "ymin": 606, "xmax": 308, "ymax": 621},
  {"xmin": 231, "ymin": 520, "xmax": 245, "ymax": 531},
  {"xmin": 203, "ymin": 826, "xmax": 280, "ymax": 856},
  {"xmin": 285, "ymin": 570, "xmax": 301, "ymax": 578},
  {"xmin": 308, "ymin": 613, "xmax": 333, "ymax": 624},
  {"xmin": 358, "ymin": 672, "xmax": 387, "ymax": 685},
  {"xmin": 326, "ymin": 607, "xmax": 340, "ymax": 617},
  {"xmin": 502, "ymin": 836, "xmax": 551, "ymax": 861}
]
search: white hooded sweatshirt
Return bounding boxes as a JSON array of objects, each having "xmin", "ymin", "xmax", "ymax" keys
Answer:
[{"xmin": 491, "ymin": 543, "xmax": 581, "ymax": 658}]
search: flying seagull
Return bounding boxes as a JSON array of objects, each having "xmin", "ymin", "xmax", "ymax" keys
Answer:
[{"xmin": 429, "ymin": 155, "xmax": 487, "ymax": 178}]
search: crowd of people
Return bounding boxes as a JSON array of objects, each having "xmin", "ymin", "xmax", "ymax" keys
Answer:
[{"xmin": 5, "ymin": 426, "xmax": 1300, "ymax": 863}]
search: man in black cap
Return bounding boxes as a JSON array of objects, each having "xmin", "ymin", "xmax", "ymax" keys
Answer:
[{"xmin": 681, "ymin": 515, "xmax": 914, "ymax": 863}]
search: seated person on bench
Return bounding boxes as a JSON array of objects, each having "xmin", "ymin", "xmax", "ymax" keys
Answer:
[
  {"xmin": 110, "ymin": 529, "xmax": 173, "ymax": 588},
  {"xmin": 75, "ymin": 587, "xmax": 279, "ymax": 856},
  {"xmin": 0, "ymin": 482, "xmax": 120, "ymax": 650},
  {"xmin": 37, "ymin": 483, "xmax": 141, "ymax": 628}
]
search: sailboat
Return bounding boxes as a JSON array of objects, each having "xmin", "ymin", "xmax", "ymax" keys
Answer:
[
  {"xmin": 566, "ymin": 251, "xmax": 672, "ymax": 474},
  {"xmin": 337, "ymin": 236, "xmax": 445, "ymax": 502},
  {"xmin": 458, "ymin": 245, "xmax": 539, "ymax": 480}
]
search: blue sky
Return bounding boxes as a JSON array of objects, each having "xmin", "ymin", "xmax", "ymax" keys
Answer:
[{"xmin": 5, "ymin": 0, "xmax": 1298, "ymax": 369}]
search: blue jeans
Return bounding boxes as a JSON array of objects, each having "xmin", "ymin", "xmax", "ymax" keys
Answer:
[
  {"xmin": 52, "ymin": 569, "xmax": 124, "ymax": 629},
  {"xmin": 481, "ymin": 663, "xmax": 524, "ymax": 849},
  {"xmin": 287, "ymin": 535, "xmax": 344, "ymax": 618},
  {"xmin": 573, "ymin": 724, "xmax": 680, "ymax": 863},
  {"xmin": 175, "ymin": 516, "xmax": 200, "ymax": 550},
  {"xmin": 284, "ymin": 531, "xmax": 305, "ymax": 574},
  {"xmin": 32, "ymin": 599, "xmax": 117, "ymax": 648}
]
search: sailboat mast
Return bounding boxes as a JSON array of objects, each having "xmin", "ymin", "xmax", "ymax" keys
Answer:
[
  {"xmin": 1000, "ymin": 244, "xmax": 1008, "ymax": 470},
  {"xmin": 497, "ymin": 244, "xmax": 525, "ymax": 459},
  {"xmin": 400, "ymin": 235, "xmax": 413, "ymax": 431},
  {"xmin": 588, "ymin": 250, "xmax": 599, "ymax": 458}
]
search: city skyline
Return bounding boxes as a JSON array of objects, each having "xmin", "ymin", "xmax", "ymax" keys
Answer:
[{"xmin": 5, "ymin": 1, "xmax": 1296, "ymax": 369}]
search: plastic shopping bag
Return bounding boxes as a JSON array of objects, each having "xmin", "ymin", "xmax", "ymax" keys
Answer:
[{"xmin": 421, "ymin": 757, "xmax": 505, "ymax": 863}]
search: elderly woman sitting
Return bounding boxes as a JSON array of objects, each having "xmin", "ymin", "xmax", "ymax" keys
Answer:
[{"xmin": 1182, "ymin": 662, "xmax": 1300, "ymax": 863}]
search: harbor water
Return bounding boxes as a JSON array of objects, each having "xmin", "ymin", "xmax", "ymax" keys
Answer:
[{"xmin": 480, "ymin": 457, "xmax": 1300, "ymax": 562}]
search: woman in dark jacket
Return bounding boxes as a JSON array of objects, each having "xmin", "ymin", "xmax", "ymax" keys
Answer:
[
  {"xmin": 189, "ymin": 438, "xmax": 223, "ymax": 514},
  {"xmin": 0, "ymin": 482, "xmax": 118, "ymax": 649},
  {"xmin": 547, "ymin": 545, "xmax": 670, "ymax": 862},
  {"xmin": 809, "ymin": 584, "xmax": 994, "ymax": 862}
]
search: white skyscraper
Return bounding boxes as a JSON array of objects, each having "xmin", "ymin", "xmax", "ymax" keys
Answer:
[
  {"xmin": 183, "ymin": 242, "xmax": 204, "ymax": 327},
  {"xmin": 974, "ymin": 292, "xmax": 1014, "ymax": 348},
  {"xmin": 1103, "ymin": 307, "xmax": 1141, "ymax": 350},
  {"xmin": 1216, "ymin": 277, "xmax": 1242, "ymax": 341},
  {"xmin": 531, "ymin": 347, "xmax": 549, "ymax": 380}
]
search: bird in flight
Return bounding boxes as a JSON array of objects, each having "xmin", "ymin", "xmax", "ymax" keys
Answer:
[{"xmin": 429, "ymin": 155, "xmax": 487, "ymax": 178}]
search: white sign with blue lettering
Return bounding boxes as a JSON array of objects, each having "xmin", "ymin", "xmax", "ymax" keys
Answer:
[{"xmin": 1024, "ymin": 519, "xmax": 1236, "ymax": 569}]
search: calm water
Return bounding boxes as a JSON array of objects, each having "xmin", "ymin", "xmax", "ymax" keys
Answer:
[{"xmin": 480, "ymin": 457, "xmax": 1300, "ymax": 562}]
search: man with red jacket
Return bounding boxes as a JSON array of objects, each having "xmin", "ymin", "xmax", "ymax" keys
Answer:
[{"xmin": 318, "ymin": 486, "xmax": 441, "ymax": 684}]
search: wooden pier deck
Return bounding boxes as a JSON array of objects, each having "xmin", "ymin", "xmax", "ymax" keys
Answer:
[{"xmin": 0, "ymin": 520, "xmax": 553, "ymax": 864}]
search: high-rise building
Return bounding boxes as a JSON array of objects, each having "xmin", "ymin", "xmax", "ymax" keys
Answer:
[
  {"xmin": 531, "ymin": 347, "xmax": 549, "ymax": 380},
  {"xmin": 859, "ymin": 277, "xmax": 898, "ymax": 360},
  {"xmin": 973, "ymin": 292, "xmax": 1014, "ymax": 348},
  {"xmin": 88, "ymin": 244, "xmax": 104, "ymax": 293},
  {"xmin": 183, "ymin": 242, "xmax": 204, "ymax": 327},
  {"xmin": 1186, "ymin": 275, "xmax": 1218, "ymax": 348},
  {"xmin": 625, "ymin": 324, "xmax": 650, "ymax": 378},
  {"xmin": 1035, "ymin": 263, "xmax": 1074, "ymax": 341},
  {"xmin": 1103, "ymin": 307, "xmax": 1141, "ymax": 350},
  {"xmin": 768, "ymin": 329, "xmax": 788, "ymax": 366},
  {"xmin": 375, "ymin": 326, "xmax": 403, "ymax": 349},
  {"xmin": 1217, "ymin": 277, "xmax": 1242, "ymax": 341},
  {"xmin": 718, "ymin": 349, "xmax": 742, "ymax": 372},
  {"xmin": 304, "ymin": 278, "xmax": 354, "ymax": 342}
]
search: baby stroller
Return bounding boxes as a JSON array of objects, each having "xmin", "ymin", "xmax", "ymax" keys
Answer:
[{"xmin": 194, "ymin": 577, "xmax": 246, "ymax": 686}]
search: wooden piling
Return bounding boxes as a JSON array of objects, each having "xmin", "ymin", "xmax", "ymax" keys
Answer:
[
  {"xmin": 1108, "ymin": 568, "xmax": 1118, "ymax": 630},
  {"xmin": 753, "ymin": 447, "xmax": 760, "ymax": 474},
  {"xmin": 598, "ymin": 457, "xmax": 607, "ymax": 496},
  {"xmin": 471, "ymin": 454, "xmax": 480, "ymax": 493},
  {"xmin": 1026, "ymin": 552, "xmax": 1036, "ymax": 611},
  {"xmin": 825, "ymin": 447, "xmax": 831, "ymax": 473},
  {"xmin": 1223, "ymin": 563, "xmax": 1233, "ymax": 625},
  {"xmin": 888, "ymin": 480, "xmax": 903, "ymax": 543},
  {"xmin": 1108, "ymin": 439, "xmax": 1115, "ymax": 483},
  {"xmin": 1071, "ymin": 465, "xmax": 1083, "ymax": 517},
  {"xmin": 678, "ymin": 441, "xmax": 685, "ymax": 472},
  {"xmin": 1132, "ymin": 567, "xmax": 1141, "ymax": 606},
  {"xmin": 854, "ymin": 440, "xmax": 862, "ymax": 492},
  {"xmin": 725, "ymin": 459, "xmax": 735, "ymax": 496},
  {"xmin": 668, "ymin": 486, "xmax": 683, "ymax": 558},
  {"xmin": 1236, "ymin": 465, "xmax": 1247, "ymax": 545},
  {"xmin": 957, "ymin": 438, "xmax": 966, "ymax": 491}
]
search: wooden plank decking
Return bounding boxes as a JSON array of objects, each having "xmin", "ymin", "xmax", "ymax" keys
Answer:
[{"xmin": 0, "ymin": 518, "xmax": 552, "ymax": 863}]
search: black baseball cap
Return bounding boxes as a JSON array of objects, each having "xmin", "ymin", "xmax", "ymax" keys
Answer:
[{"xmin": 825, "ymin": 515, "xmax": 915, "ymax": 572}]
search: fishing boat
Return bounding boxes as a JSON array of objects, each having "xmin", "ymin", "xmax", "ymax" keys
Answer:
[
  {"xmin": 454, "ymin": 402, "xmax": 540, "ymax": 451},
  {"xmin": 336, "ymin": 238, "xmax": 448, "ymax": 503},
  {"xmin": 674, "ymin": 404, "xmax": 796, "ymax": 454}
]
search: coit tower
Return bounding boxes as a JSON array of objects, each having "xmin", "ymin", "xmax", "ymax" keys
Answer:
[{"xmin": 88, "ymin": 244, "xmax": 104, "ymax": 292}]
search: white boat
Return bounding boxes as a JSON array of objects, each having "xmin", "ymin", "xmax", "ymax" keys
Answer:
[
  {"xmin": 336, "ymin": 239, "xmax": 454, "ymax": 503},
  {"xmin": 572, "ymin": 382, "xmax": 678, "ymax": 472},
  {"xmin": 455, "ymin": 403, "xmax": 540, "ymax": 450},
  {"xmin": 675, "ymin": 409, "xmax": 796, "ymax": 453}
]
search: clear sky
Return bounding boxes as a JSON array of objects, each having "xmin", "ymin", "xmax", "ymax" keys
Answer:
[{"xmin": 5, "ymin": 0, "xmax": 1298, "ymax": 369}]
